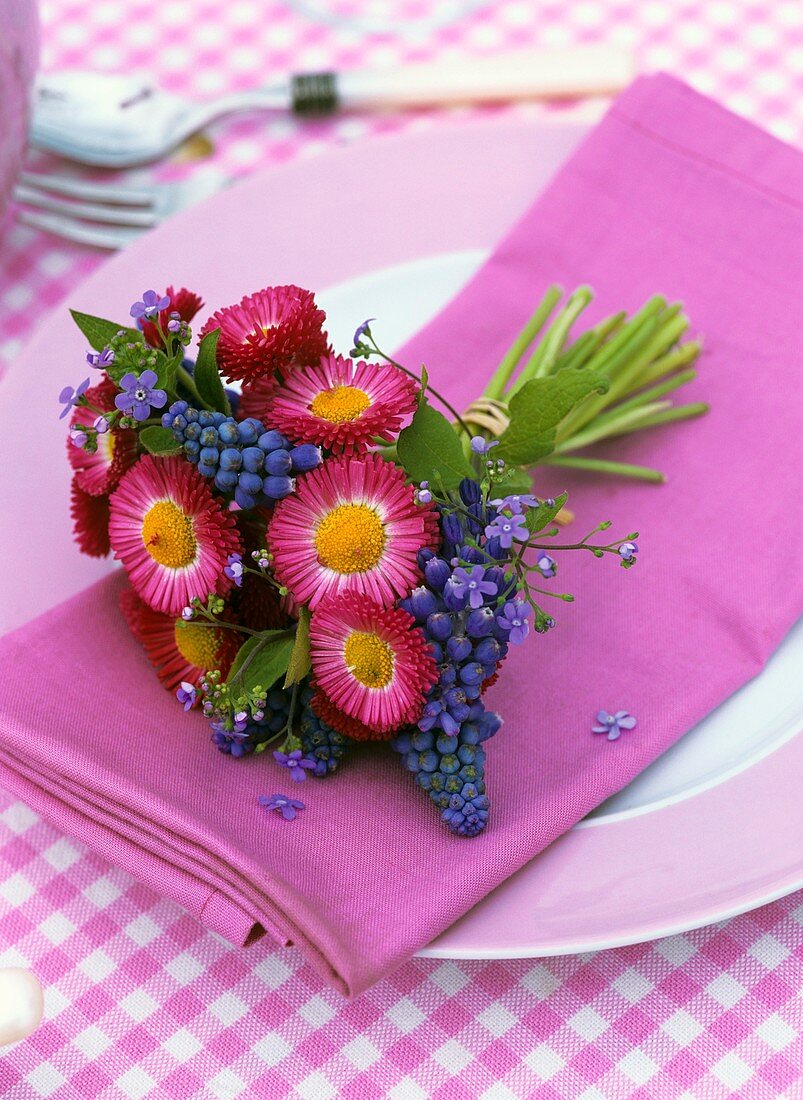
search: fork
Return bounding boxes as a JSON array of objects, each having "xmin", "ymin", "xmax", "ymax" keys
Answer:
[{"xmin": 13, "ymin": 170, "xmax": 226, "ymax": 249}]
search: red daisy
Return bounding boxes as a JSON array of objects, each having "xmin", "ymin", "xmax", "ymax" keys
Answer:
[
  {"xmin": 70, "ymin": 478, "xmax": 111, "ymax": 557},
  {"xmin": 109, "ymin": 455, "xmax": 242, "ymax": 616},
  {"xmin": 68, "ymin": 376, "xmax": 137, "ymax": 496},
  {"xmin": 118, "ymin": 589, "xmax": 240, "ymax": 693},
  {"xmin": 198, "ymin": 285, "xmax": 329, "ymax": 385},
  {"xmin": 309, "ymin": 688, "xmax": 385, "ymax": 743},
  {"xmin": 310, "ymin": 592, "xmax": 437, "ymax": 736},
  {"xmin": 140, "ymin": 285, "xmax": 204, "ymax": 349},
  {"xmin": 266, "ymin": 352, "xmax": 418, "ymax": 453}
]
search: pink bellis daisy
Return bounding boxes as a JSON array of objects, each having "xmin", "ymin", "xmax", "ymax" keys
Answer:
[
  {"xmin": 266, "ymin": 352, "xmax": 418, "ymax": 454},
  {"xmin": 68, "ymin": 377, "xmax": 137, "ymax": 496},
  {"xmin": 118, "ymin": 588, "xmax": 240, "ymax": 694},
  {"xmin": 310, "ymin": 592, "xmax": 438, "ymax": 736},
  {"xmin": 108, "ymin": 455, "xmax": 242, "ymax": 616},
  {"xmin": 268, "ymin": 453, "xmax": 439, "ymax": 610},
  {"xmin": 198, "ymin": 285, "xmax": 329, "ymax": 385}
]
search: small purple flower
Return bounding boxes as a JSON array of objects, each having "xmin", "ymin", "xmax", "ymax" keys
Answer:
[
  {"xmin": 450, "ymin": 565, "xmax": 498, "ymax": 610},
  {"xmin": 69, "ymin": 428, "xmax": 88, "ymax": 449},
  {"xmin": 114, "ymin": 370, "xmax": 167, "ymax": 421},
  {"xmin": 86, "ymin": 347, "xmax": 115, "ymax": 370},
  {"xmin": 484, "ymin": 511, "xmax": 528, "ymax": 549},
  {"xmin": 181, "ymin": 605, "xmax": 194, "ymax": 621},
  {"xmin": 416, "ymin": 482, "xmax": 433, "ymax": 505},
  {"xmin": 470, "ymin": 436, "xmax": 500, "ymax": 455},
  {"xmin": 495, "ymin": 600, "xmax": 531, "ymax": 645},
  {"xmin": 93, "ymin": 416, "xmax": 110, "ymax": 434},
  {"xmin": 618, "ymin": 541, "xmax": 639, "ymax": 562},
  {"xmin": 176, "ymin": 681, "xmax": 196, "ymax": 711},
  {"xmin": 352, "ymin": 318, "xmax": 375, "ymax": 346},
  {"xmin": 490, "ymin": 493, "xmax": 538, "ymax": 515},
  {"xmin": 130, "ymin": 289, "xmax": 170, "ymax": 321},
  {"xmin": 224, "ymin": 553, "xmax": 244, "ymax": 587},
  {"xmin": 593, "ymin": 710, "xmax": 637, "ymax": 741},
  {"xmin": 58, "ymin": 378, "xmax": 90, "ymax": 419},
  {"xmin": 259, "ymin": 793, "xmax": 305, "ymax": 820},
  {"xmin": 272, "ymin": 749, "xmax": 316, "ymax": 782},
  {"xmin": 536, "ymin": 553, "xmax": 557, "ymax": 579}
]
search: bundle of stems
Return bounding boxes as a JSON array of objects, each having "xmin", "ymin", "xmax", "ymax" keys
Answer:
[{"xmin": 476, "ymin": 285, "xmax": 707, "ymax": 483}]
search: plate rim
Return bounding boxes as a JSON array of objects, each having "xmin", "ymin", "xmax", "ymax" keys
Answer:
[{"xmin": 3, "ymin": 114, "xmax": 801, "ymax": 960}]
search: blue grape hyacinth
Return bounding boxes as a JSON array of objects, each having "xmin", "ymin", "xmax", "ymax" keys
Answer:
[{"xmin": 161, "ymin": 400, "xmax": 321, "ymax": 507}]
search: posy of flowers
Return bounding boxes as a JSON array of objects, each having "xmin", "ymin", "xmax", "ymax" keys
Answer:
[{"xmin": 62, "ymin": 283, "xmax": 705, "ymax": 836}]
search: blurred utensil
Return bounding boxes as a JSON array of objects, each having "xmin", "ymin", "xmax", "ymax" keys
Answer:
[
  {"xmin": 14, "ymin": 170, "xmax": 226, "ymax": 249},
  {"xmin": 0, "ymin": 0, "xmax": 39, "ymax": 231},
  {"xmin": 31, "ymin": 46, "xmax": 634, "ymax": 168}
]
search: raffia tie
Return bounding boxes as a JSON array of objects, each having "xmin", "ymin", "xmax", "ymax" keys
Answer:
[{"xmin": 460, "ymin": 398, "xmax": 574, "ymax": 527}]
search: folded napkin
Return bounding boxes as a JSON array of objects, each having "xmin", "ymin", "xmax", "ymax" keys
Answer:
[{"xmin": 1, "ymin": 74, "xmax": 801, "ymax": 996}]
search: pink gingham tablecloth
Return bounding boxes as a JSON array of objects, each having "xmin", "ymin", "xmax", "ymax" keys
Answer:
[{"xmin": 1, "ymin": 1, "xmax": 802, "ymax": 1097}]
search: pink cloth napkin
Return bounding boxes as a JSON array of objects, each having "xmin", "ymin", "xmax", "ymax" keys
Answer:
[{"xmin": 1, "ymin": 74, "xmax": 801, "ymax": 996}]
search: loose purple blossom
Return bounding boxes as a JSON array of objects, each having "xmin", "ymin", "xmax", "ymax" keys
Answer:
[
  {"xmin": 224, "ymin": 553, "xmax": 244, "ymax": 587},
  {"xmin": 536, "ymin": 553, "xmax": 557, "ymax": 578},
  {"xmin": 259, "ymin": 793, "xmax": 305, "ymax": 820},
  {"xmin": 450, "ymin": 565, "xmax": 498, "ymax": 610},
  {"xmin": 176, "ymin": 681, "xmax": 196, "ymax": 711},
  {"xmin": 86, "ymin": 347, "xmax": 115, "ymax": 370},
  {"xmin": 592, "ymin": 710, "xmax": 637, "ymax": 741},
  {"xmin": 114, "ymin": 370, "xmax": 167, "ymax": 421},
  {"xmin": 618, "ymin": 541, "xmax": 639, "ymax": 562},
  {"xmin": 352, "ymin": 318, "xmax": 375, "ymax": 347},
  {"xmin": 485, "ymin": 511, "xmax": 528, "ymax": 549},
  {"xmin": 58, "ymin": 378, "xmax": 90, "ymax": 419},
  {"xmin": 69, "ymin": 428, "xmax": 88, "ymax": 449},
  {"xmin": 272, "ymin": 749, "xmax": 316, "ymax": 782},
  {"xmin": 491, "ymin": 493, "xmax": 538, "ymax": 515},
  {"xmin": 470, "ymin": 435, "xmax": 499, "ymax": 455},
  {"xmin": 130, "ymin": 289, "xmax": 170, "ymax": 321},
  {"xmin": 495, "ymin": 600, "xmax": 531, "ymax": 645}
]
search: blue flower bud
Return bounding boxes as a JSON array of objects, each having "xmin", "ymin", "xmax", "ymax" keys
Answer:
[
  {"xmin": 241, "ymin": 446, "xmax": 265, "ymax": 474},
  {"xmin": 426, "ymin": 612, "xmax": 452, "ymax": 642},
  {"xmin": 219, "ymin": 421, "xmax": 239, "ymax": 445},
  {"xmin": 220, "ymin": 447, "xmax": 242, "ymax": 471},
  {"xmin": 459, "ymin": 478, "xmax": 482, "ymax": 506},
  {"xmin": 465, "ymin": 607, "xmax": 494, "ymax": 638},
  {"xmin": 446, "ymin": 635, "xmax": 472, "ymax": 663},
  {"xmin": 263, "ymin": 475, "xmax": 295, "ymax": 499},
  {"xmin": 258, "ymin": 429, "xmax": 289, "ymax": 453},
  {"xmin": 264, "ymin": 449, "xmax": 293, "ymax": 476},
  {"xmin": 290, "ymin": 444, "xmax": 322, "ymax": 472},
  {"xmin": 424, "ymin": 556, "xmax": 451, "ymax": 591},
  {"xmin": 410, "ymin": 586, "xmax": 438, "ymax": 620}
]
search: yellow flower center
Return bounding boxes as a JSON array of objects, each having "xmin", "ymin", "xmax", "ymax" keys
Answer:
[
  {"xmin": 174, "ymin": 621, "xmax": 222, "ymax": 670},
  {"xmin": 310, "ymin": 385, "xmax": 371, "ymax": 424},
  {"xmin": 344, "ymin": 630, "xmax": 394, "ymax": 689},
  {"xmin": 141, "ymin": 500, "xmax": 197, "ymax": 569},
  {"xmin": 314, "ymin": 503, "xmax": 385, "ymax": 574}
]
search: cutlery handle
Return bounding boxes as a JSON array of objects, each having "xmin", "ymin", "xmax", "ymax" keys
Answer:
[{"xmin": 292, "ymin": 46, "xmax": 634, "ymax": 115}]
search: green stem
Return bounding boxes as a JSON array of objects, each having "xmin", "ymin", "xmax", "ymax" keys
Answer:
[
  {"xmin": 556, "ymin": 400, "xmax": 673, "ymax": 452},
  {"xmin": 508, "ymin": 286, "xmax": 594, "ymax": 394},
  {"xmin": 540, "ymin": 454, "xmax": 666, "ymax": 483},
  {"xmin": 483, "ymin": 285, "xmax": 562, "ymax": 400},
  {"xmin": 621, "ymin": 342, "xmax": 701, "ymax": 395},
  {"xmin": 599, "ymin": 367, "xmax": 698, "ymax": 420}
]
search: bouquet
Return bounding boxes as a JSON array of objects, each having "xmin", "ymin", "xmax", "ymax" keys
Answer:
[{"xmin": 61, "ymin": 283, "xmax": 705, "ymax": 836}]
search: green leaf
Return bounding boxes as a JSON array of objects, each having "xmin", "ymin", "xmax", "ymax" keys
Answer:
[
  {"xmin": 284, "ymin": 607, "xmax": 311, "ymax": 688},
  {"xmin": 228, "ymin": 630, "xmax": 295, "ymax": 695},
  {"xmin": 495, "ymin": 369, "xmax": 609, "ymax": 467},
  {"xmin": 70, "ymin": 309, "xmax": 139, "ymax": 351},
  {"xmin": 138, "ymin": 426, "xmax": 182, "ymax": 455},
  {"xmin": 193, "ymin": 329, "xmax": 230, "ymax": 414},
  {"xmin": 525, "ymin": 491, "xmax": 568, "ymax": 534},
  {"xmin": 396, "ymin": 396, "xmax": 473, "ymax": 489}
]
